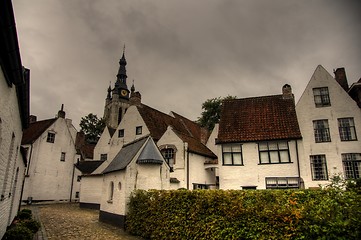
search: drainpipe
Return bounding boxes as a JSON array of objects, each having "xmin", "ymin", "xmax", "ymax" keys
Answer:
[
  {"xmin": 25, "ymin": 143, "xmax": 33, "ymax": 176},
  {"xmin": 69, "ymin": 163, "xmax": 75, "ymax": 202},
  {"xmin": 184, "ymin": 142, "xmax": 189, "ymax": 189},
  {"xmin": 295, "ymin": 140, "xmax": 301, "ymax": 187}
]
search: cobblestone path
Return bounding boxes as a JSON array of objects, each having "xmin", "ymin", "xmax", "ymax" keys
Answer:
[{"xmin": 26, "ymin": 203, "xmax": 142, "ymax": 240}]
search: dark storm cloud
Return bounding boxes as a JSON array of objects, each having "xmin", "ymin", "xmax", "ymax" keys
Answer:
[{"xmin": 13, "ymin": 0, "xmax": 361, "ymax": 127}]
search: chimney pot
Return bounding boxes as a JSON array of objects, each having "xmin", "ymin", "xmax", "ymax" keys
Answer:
[
  {"xmin": 334, "ymin": 67, "xmax": 349, "ymax": 91},
  {"xmin": 282, "ymin": 84, "xmax": 293, "ymax": 99}
]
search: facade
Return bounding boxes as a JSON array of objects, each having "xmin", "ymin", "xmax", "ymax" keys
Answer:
[
  {"xmin": 21, "ymin": 107, "xmax": 79, "ymax": 202},
  {"xmin": 99, "ymin": 136, "xmax": 170, "ymax": 227},
  {"xmin": 210, "ymin": 85, "xmax": 303, "ymax": 190},
  {"xmin": 0, "ymin": 0, "xmax": 30, "ymax": 237},
  {"xmin": 296, "ymin": 65, "xmax": 361, "ymax": 188}
]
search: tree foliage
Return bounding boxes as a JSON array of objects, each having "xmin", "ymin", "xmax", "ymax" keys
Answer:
[
  {"xmin": 197, "ymin": 95, "xmax": 236, "ymax": 131},
  {"xmin": 79, "ymin": 113, "xmax": 105, "ymax": 143}
]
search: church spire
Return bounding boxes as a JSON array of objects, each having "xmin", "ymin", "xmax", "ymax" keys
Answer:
[{"xmin": 114, "ymin": 45, "xmax": 129, "ymax": 99}]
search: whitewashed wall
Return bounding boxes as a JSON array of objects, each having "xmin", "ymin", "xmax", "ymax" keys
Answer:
[
  {"xmin": 0, "ymin": 69, "xmax": 26, "ymax": 238},
  {"xmin": 296, "ymin": 65, "xmax": 361, "ymax": 188},
  {"xmin": 80, "ymin": 175, "xmax": 104, "ymax": 206},
  {"xmin": 216, "ymin": 140, "xmax": 300, "ymax": 190},
  {"xmin": 22, "ymin": 118, "xmax": 77, "ymax": 202}
]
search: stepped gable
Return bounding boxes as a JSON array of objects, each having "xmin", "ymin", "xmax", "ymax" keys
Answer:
[
  {"xmin": 218, "ymin": 94, "xmax": 302, "ymax": 143},
  {"xmin": 22, "ymin": 118, "xmax": 57, "ymax": 144},
  {"xmin": 75, "ymin": 160, "xmax": 105, "ymax": 174},
  {"xmin": 173, "ymin": 130, "xmax": 217, "ymax": 159}
]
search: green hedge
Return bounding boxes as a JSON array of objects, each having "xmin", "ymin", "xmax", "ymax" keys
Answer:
[{"xmin": 126, "ymin": 189, "xmax": 361, "ymax": 239}]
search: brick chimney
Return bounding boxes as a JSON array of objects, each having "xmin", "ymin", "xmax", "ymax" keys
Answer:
[
  {"xmin": 29, "ymin": 115, "xmax": 37, "ymax": 123},
  {"xmin": 58, "ymin": 104, "xmax": 66, "ymax": 118},
  {"xmin": 282, "ymin": 84, "xmax": 293, "ymax": 99},
  {"xmin": 334, "ymin": 67, "xmax": 349, "ymax": 91}
]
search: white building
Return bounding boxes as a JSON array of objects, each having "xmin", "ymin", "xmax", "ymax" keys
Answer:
[
  {"xmin": 0, "ymin": 1, "xmax": 30, "ymax": 237},
  {"xmin": 209, "ymin": 85, "xmax": 303, "ymax": 190},
  {"xmin": 99, "ymin": 136, "xmax": 170, "ymax": 227},
  {"xmin": 296, "ymin": 65, "xmax": 361, "ymax": 188},
  {"xmin": 21, "ymin": 106, "xmax": 79, "ymax": 202}
]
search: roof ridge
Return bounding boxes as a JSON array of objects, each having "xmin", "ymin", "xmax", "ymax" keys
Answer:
[
  {"xmin": 123, "ymin": 134, "xmax": 150, "ymax": 148},
  {"xmin": 225, "ymin": 94, "xmax": 284, "ymax": 102}
]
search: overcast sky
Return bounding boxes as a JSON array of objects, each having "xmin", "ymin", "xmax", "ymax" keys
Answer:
[{"xmin": 13, "ymin": 0, "xmax": 361, "ymax": 129}]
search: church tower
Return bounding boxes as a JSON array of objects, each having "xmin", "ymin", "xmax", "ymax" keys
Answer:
[{"xmin": 103, "ymin": 48, "xmax": 130, "ymax": 129}]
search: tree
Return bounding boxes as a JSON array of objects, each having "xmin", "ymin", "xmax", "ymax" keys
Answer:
[
  {"xmin": 79, "ymin": 113, "xmax": 105, "ymax": 143},
  {"xmin": 197, "ymin": 95, "xmax": 236, "ymax": 131}
]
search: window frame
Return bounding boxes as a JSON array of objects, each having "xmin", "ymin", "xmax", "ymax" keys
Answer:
[
  {"xmin": 46, "ymin": 132, "xmax": 55, "ymax": 143},
  {"xmin": 136, "ymin": 126, "xmax": 142, "ymax": 135},
  {"xmin": 100, "ymin": 154, "xmax": 107, "ymax": 161},
  {"xmin": 222, "ymin": 143, "xmax": 243, "ymax": 166},
  {"xmin": 313, "ymin": 119, "xmax": 331, "ymax": 143},
  {"xmin": 338, "ymin": 118, "xmax": 357, "ymax": 141},
  {"xmin": 60, "ymin": 152, "xmax": 66, "ymax": 162},
  {"xmin": 118, "ymin": 129, "xmax": 124, "ymax": 138},
  {"xmin": 258, "ymin": 141, "xmax": 291, "ymax": 164},
  {"xmin": 313, "ymin": 87, "xmax": 331, "ymax": 107},
  {"xmin": 161, "ymin": 148, "xmax": 176, "ymax": 172},
  {"xmin": 342, "ymin": 153, "xmax": 361, "ymax": 179},
  {"xmin": 310, "ymin": 155, "xmax": 328, "ymax": 181}
]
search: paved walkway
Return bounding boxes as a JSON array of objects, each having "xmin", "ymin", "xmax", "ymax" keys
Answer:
[{"xmin": 24, "ymin": 203, "xmax": 142, "ymax": 240}]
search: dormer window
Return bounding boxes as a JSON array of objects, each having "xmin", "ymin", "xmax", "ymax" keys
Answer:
[
  {"xmin": 161, "ymin": 148, "xmax": 175, "ymax": 172},
  {"xmin": 313, "ymin": 87, "xmax": 331, "ymax": 107},
  {"xmin": 47, "ymin": 132, "xmax": 55, "ymax": 143}
]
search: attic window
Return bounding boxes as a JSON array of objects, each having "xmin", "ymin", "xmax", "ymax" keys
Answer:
[
  {"xmin": 136, "ymin": 126, "xmax": 142, "ymax": 135},
  {"xmin": 118, "ymin": 129, "xmax": 124, "ymax": 138},
  {"xmin": 313, "ymin": 87, "xmax": 331, "ymax": 107},
  {"xmin": 47, "ymin": 132, "xmax": 55, "ymax": 143},
  {"xmin": 161, "ymin": 148, "xmax": 175, "ymax": 172},
  {"xmin": 100, "ymin": 154, "xmax": 107, "ymax": 161},
  {"xmin": 60, "ymin": 152, "xmax": 66, "ymax": 162}
]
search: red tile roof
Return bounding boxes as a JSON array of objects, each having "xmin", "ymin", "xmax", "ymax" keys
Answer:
[
  {"xmin": 137, "ymin": 104, "xmax": 216, "ymax": 158},
  {"xmin": 217, "ymin": 95, "xmax": 302, "ymax": 143},
  {"xmin": 22, "ymin": 118, "xmax": 57, "ymax": 144}
]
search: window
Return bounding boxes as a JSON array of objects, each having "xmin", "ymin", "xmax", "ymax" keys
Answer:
[
  {"xmin": 75, "ymin": 192, "xmax": 80, "ymax": 198},
  {"xmin": 313, "ymin": 120, "xmax": 331, "ymax": 142},
  {"xmin": 60, "ymin": 152, "xmax": 66, "ymax": 161},
  {"xmin": 222, "ymin": 144, "xmax": 243, "ymax": 165},
  {"xmin": 342, "ymin": 153, "xmax": 361, "ymax": 179},
  {"xmin": 193, "ymin": 183, "xmax": 211, "ymax": 189},
  {"xmin": 310, "ymin": 155, "xmax": 328, "ymax": 180},
  {"xmin": 100, "ymin": 154, "xmax": 107, "ymax": 161},
  {"xmin": 47, "ymin": 132, "xmax": 55, "ymax": 143},
  {"xmin": 242, "ymin": 186, "xmax": 257, "ymax": 190},
  {"xmin": 338, "ymin": 118, "xmax": 357, "ymax": 141},
  {"xmin": 161, "ymin": 148, "xmax": 175, "ymax": 172},
  {"xmin": 118, "ymin": 129, "xmax": 124, "ymax": 138},
  {"xmin": 77, "ymin": 176, "xmax": 81, "ymax": 182},
  {"xmin": 313, "ymin": 87, "xmax": 330, "ymax": 107},
  {"xmin": 108, "ymin": 181, "xmax": 114, "ymax": 203},
  {"xmin": 136, "ymin": 126, "xmax": 142, "ymax": 135},
  {"xmin": 265, "ymin": 177, "xmax": 301, "ymax": 189},
  {"xmin": 258, "ymin": 141, "xmax": 290, "ymax": 164}
]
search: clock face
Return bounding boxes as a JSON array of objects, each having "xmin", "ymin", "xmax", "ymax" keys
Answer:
[{"xmin": 121, "ymin": 90, "xmax": 128, "ymax": 96}]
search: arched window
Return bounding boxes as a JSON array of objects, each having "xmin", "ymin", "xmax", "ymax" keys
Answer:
[{"xmin": 108, "ymin": 181, "xmax": 114, "ymax": 203}]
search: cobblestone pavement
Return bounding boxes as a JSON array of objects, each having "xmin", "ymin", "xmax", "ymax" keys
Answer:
[{"xmin": 25, "ymin": 203, "xmax": 143, "ymax": 240}]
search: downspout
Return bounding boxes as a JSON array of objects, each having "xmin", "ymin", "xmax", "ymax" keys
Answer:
[
  {"xmin": 295, "ymin": 140, "xmax": 302, "ymax": 188},
  {"xmin": 184, "ymin": 142, "xmax": 189, "ymax": 190},
  {"xmin": 69, "ymin": 164, "xmax": 75, "ymax": 202},
  {"xmin": 25, "ymin": 143, "xmax": 33, "ymax": 176}
]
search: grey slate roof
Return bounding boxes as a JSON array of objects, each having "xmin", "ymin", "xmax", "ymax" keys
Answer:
[
  {"xmin": 102, "ymin": 136, "xmax": 148, "ymax": 174},
  {"xmin": 137, "ymin": 138, "xmax": 164, "ymax": 164}
]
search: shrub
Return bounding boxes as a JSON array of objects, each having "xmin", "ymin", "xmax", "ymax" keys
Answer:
[
  {"xmin": 17, "ymin": 209, "xmax": 32, "ymax": 220},
  {"xmin": 3, "ymin": 225, "xmax": 33, "ymax": 240},
  {"xmin": 19, "ymin": 219, "xmax": 41, "ymax": 233},
  {"xmin": 126, "ymin": 188, "xmax": 361, "ymax": 240}
]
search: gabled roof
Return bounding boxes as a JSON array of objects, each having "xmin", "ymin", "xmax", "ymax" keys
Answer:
[
  {"xmin": 174, "ymin": 130, "xmax": 217, "ymax": 159},
  {"xmin": 75, "ymin": 160, "xmax": 105, "ymax": 174},
  {"xmin": 217, "ymin": 95, "xmax": 302, "ymax": 143},
  {"xmin": 22, "ymin": 118, "xmax": 57, "ymax": 144},
  {"xmin": 136, "ymin": 104, "xmax": 216, "ymax": 158},
  {"xmin": 102, "ymin": 136, "xmax": 148, "ymax": 174}
]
